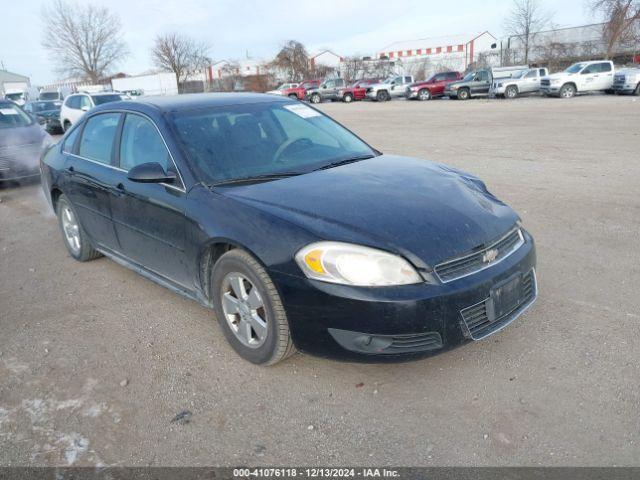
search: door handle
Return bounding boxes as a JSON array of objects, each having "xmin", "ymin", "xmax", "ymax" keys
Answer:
[
  {"xmin": 67, "ymin": 166, "xmax": 74, "ymax": 173},
  {"xmin": 116, "ymin": 182, "xmax": 125, "ymax": 192}
]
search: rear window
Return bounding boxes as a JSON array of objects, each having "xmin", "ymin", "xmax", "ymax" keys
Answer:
[
  {"xmin": 78, "ymin": 113, "xmax": 121, "ymax": 164},
  {"xmin": 39, "ymin": 92, "xmax": 60, "ymax": 101},
  {"xmin": 0, "ymin": 104, "xmax": 33, "ymax": 129}
]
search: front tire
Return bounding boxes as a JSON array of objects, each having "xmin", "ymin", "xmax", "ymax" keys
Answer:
[
  {"xmin": 343, "ymin": 93, "xmax": 353, "ymax": 103},
  {"xmin": 56, "ymin": 194, "xmax": 101, "ymax": 262},
  {"xmin": 559, "ymin": 83, "xmax": 576, "ymax": 98},
  {"xmin": 310, "ymin": 93, "xmax": 321, "ymax": 104},
  {"xmin": 634, "ymin": 83, "xmax": 640, "ymax": 96},
  {"xmin": 211, "ymin": 249, "xmax": 296, "ymax": 366},
  {"xmin": 288, "ymin": 94, "xmax": 298, "ymax": 100},
  {"xmin": 505, "ymin": 85, "xmax": 518, "ymax": 99},
  {"xmin": 457, "ymin": 88, "xmax": 470, "ymax": 100},
  {"xmin": 418, "ymin": 89, "xmax": 431, "ymax": 101},
  {"xmin": 376, "ymin": 90, "xmax": 389, "ymax": 102}
]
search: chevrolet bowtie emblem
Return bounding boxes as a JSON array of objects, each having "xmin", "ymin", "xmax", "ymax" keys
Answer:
[{"xmin": 482, "ymin": 248, "xmax": 499, "ymax": 263}]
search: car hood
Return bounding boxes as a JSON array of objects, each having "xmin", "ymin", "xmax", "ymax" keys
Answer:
[
  {"xmin": 220, "ymin": 155, "xmax": 519, "ymax": 268},
  {"xmin": 544, "ymin": 72, "xmax": 573, "ymax": 81}
]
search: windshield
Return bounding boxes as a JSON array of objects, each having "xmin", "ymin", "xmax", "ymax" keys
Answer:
[
  {"xmin": 31, "ymin": 101, "xmax": 62, "ymax": 112},
  {"xmin": 566, "ymin": 63, "xmax": 586, "ymax": 74},
  {"xmin": 0, "ymin": 104, "xmax": 34, "ymax": 129},
  {"xmin": 172, "ymin": 101, "xmax": 376, "ymax": 185},
  {"xmin": 381, "ymin": 77, "xmax": 394, "ymax": 84},
  {"xmin": 91, "ymin": 94, "xmax": 122, "ymax": 105},
  {"xmin": 39, "ymin": 92, "xmax": 60, "ymax": 100},
  {"xmin": 5, "ymin": 93, "xmax": 23, "ymax": 101},
  {"xmin": 462, "ymin": 72, "xmax": 476, "ymax": 81},
  {"xmin": 512, "ymin": 70, "xmax": 527, "ymax": 79}
]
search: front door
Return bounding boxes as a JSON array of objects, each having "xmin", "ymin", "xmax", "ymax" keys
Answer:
[
  {"xmin": 472, "ymin": 71, "xmax": 491, "ymax": 95},
  {"xmin": 108, "ymin": 113, "xmax": 191, "ymax": 287}
]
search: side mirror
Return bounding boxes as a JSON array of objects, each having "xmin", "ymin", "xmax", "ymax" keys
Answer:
[
  {"xmin": 127, "ymin": 162, "xmax": 176, "ymax": 183},
  {"xmin": 81, "ymin": 105, "xmax": 89, "ymax": 112}
]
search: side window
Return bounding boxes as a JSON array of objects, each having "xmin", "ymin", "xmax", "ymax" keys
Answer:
[
  {"xmin": 78, "ymin": 113, "xmax": 121, "ymax": 164},
  {"xmin": 66, "ymin": 96, "xmax": 79, "ymax": 109},
  {"xmin": 62, "ymin": 125, "xmax": 81, "ymax": 154},
  {"xmin": 404, "ymin": 76, "xmax": 412, "ymax": 83},
  {"xmin": 582, "ymin": 64, "xmax": 599, "ymax": 74},
  {"xmin": 447, "ymin": 72, "xmax": 458, "ymax": 80},
  {"xmin": 525, "ymin": 70, "xmax": 537, "ymax": 78},
  {"xmin": 119, "ymin": 114, "xmax": 170, "ymax": 172},
  {"xmin": 477, "ymin": 71, "xmax": 489, "ymax": 82},
  {"xmin": 539, "ymin": 69, "xmax": 547, "ymax": 76},
  {"xmin": 80, "ymin": 95, "xmax": 92, "ymax": 109},
  {"xmin": 23, "ymin": 104, "xmax": 32, "ymax": 113},
  {"xmin": 599, "ymin": 62, "xmax": 612, "ymax": 72},
  {"xmin": 325, "ymin": 80, "xmax": 334, "ymax": 88}
]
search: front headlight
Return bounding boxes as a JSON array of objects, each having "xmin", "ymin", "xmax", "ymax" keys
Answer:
[
  {"xmin": 451, "ymin": 85, "xmax": 459, "ymax": 90},
  {"xmin": 295, "ymin": 241, "xmax": 422, "ymax": 287},
  {"xmin": 550, "ymin": 78, "xmax": 560, "ymax": 84}
]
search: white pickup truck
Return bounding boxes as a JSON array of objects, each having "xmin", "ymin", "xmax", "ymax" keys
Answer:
[
  {"xmin": 365, "ymin": 75, "xmax": 414, "ymax": 101},
  {"xmin": 491, "ymin": 67, "xmax": 549, "ymax": 98},
  {"xmin": 540, "ymin": 60, "xmax": 615, "ymax": 98}
]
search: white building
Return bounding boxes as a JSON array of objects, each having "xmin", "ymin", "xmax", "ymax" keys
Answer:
[
  {"xmin": 377, "ymin": 32, "xmax": 499, "ymax": 73},
  {"xmin": 309, "ymin": 50, "xmax": 344, "ymax": 70},
  {"xmin": 208, "ymin": 59, "xmax": 266, "ymax": 80}
]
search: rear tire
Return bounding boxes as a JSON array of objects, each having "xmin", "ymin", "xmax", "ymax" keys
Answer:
[
  {"xmin": 343, "ymin": 93, "xmax": 353, "ymax": 103},
  {"xmin": 418, "ymin": 89, "xmax": 431, "ymax": 101},
  {"xmin": 211, "ymin": 249, "xmax": 296, "ymax": 366},
  {"xmin": 634, "ymin": 83, "xmax": 640, "ymax": 96},
  {"xmin": 457, "ymin": 88, "xmax": 470, "ymax": 100},
  {"xmin": 56, "ymin": 194, "xmax": 102, "ymax": 262},
  {"xmin": 505, "ymin": 85, "xmax": 518, "ymax": 99},
  {"xmin": 559, "ymin": 83, "xmax": 576, "ymax": 98}
]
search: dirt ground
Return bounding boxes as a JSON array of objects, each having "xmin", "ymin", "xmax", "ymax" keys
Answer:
[{"xmin": 1, "ymin": 94, "xmax": 639, "ymax": 467}]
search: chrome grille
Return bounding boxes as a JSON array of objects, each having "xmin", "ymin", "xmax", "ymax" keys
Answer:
[
  {"xmin": 460, "ymin": 269, "xmax": 537, "ymax": 340},
  {"xmin": 435, "ymin": 228, "xmax": 524, "ymax": 282},
  {"xmin": 541, "ymin": 79, "xmax": 550, "ymax": 87}
]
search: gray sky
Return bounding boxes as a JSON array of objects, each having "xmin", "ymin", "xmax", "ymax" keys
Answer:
[{"xmin": 2, "ymin": 0, "xmax": 595, "ymax": 85}]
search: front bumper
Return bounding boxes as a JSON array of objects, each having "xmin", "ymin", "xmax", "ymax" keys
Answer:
[
  {"xmin": 405, "ymin": 90, "xmax": 419, "ymax": 99},
  {"xmin": 0, "ymin": 145, "xmax": 42, "ymax": 183},
  {"xmin": 541, "ymin": 85, "xmax": 560, "ymax": 95},
  {"xmin": 613, "ymin": 83, "xmax": 637, "ymax": 93},
  {"xmin": 444, "ymin": 88, "xmax": 458, "ymax": 98},
  {"xmin": 271, "ymin": 231, "xmax": 537, "ymax": 362}
]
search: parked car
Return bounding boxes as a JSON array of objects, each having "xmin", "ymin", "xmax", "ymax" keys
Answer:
[
  {"xmin": 612, "ymin": 66, "xmax": 640, "ymax": 95},
  {"xmin": 4, "ymin": 88, "xmax": 28, "ymax": 106},
  {"xmin": 445, "ymin": 66, "xmax": 529, "ymax": 100},
  {"xmin": 41, "ymin": 93, "xmax": 537, "ymax": 365},
  {"xmin": 39, "ymin": 90, "xmax": 65, "ymax": 101},
  {"xmin": 406, "ymin": 72, "xmax": 462, "ymax": 101},
  {"xmin": 265, "ymin": 83, "xmax": 299, "ymax": 95},
  {"xmin": 0, "ymin": 100, "xmax": 51, "ymax": 184},
  {"xmin": 305, "ymin": 78, "xmax": 347, "ymax": 103},
  {"xmin": 336, "ymin": 79, "xmax": 381, "ymax": 103},
  {"xmin": 540, "ymin": 60, "xmax": 615, "ymax": 98},
  {"xmin": 281, "ymin": 80, "xmax": 320, "ymax": 100},
  {"xmin": 366, "ymin": 75, "xmax": 414, "ymax": 101},
  {"xmin": 491, "ymin": 68, "xmax": 549, "ymax": 99},
  {"xmin": 23, "ymin": 100, "xmax": 64, "ymax": 133},
  {"xmin": 59, "ymin": 92, "xmax": 123, "ymax": 131}
]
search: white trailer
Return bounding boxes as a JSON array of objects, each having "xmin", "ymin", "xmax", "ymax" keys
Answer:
[{"xmin": 111, "ymin": 72, "xmax": 178, "ymax": 97}]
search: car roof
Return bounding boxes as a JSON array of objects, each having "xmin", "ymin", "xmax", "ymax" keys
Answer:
[{"xmin": 93, "ymin": 92, "xmax": 292, "ymax": 114}]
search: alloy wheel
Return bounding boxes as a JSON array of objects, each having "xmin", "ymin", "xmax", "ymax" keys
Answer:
[
  {"xmin": 221, "ymin": 272, "xmax": 268, "ymax": 348},
  {"xmin": 60, "ymin": 204, "xmax": 81, "ymax": 255},
  {"xmin": 419, "ymin": 89, "xmax": 430, "ymax": 101}
]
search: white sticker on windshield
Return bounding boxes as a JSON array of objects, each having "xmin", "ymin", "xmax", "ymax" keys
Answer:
[
  {"xmin": 0, "ymin": 108, "xmax": 18, "ymax": 115},
  {"xmin": 283, "ymin": 103, "xmax": 321, "ymax": 118}
]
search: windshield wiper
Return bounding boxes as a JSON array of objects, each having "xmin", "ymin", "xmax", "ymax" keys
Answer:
[
  {"xmin": 209, "ymin": 172, "xmax": 303, "ymax": 187},
  {"xmin": 312, "ymin": 154, "xmax": 376, "ymax": 172}
]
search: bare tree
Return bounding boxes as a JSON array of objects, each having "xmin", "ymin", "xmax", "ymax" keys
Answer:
[
  {"xmin": 504, "ymin": 0, "xmax": 553, "ymax": 63},
  {"xmin": 151, "ymin": 33, "xmax": 211, "ymax": 88},
  {"xmin": 342, "ymin": 56, "xmax": 366, "ymax": 82},
  {"xmin": 591, "ymin": 0, "xmax": 640, "ymax": 57},
  {"xmin": 41, "ymin": 0, "xmax": 128, "ymax": 83},
  {"xmin": 270, "ymin": 41, "xmax": 310, "ymax": 82}
]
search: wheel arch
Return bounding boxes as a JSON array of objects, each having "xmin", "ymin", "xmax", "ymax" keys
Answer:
[
  {"xmin": 197, "ymin": 238, "xmax": 265, "ymax": 303},
  {"xmin": 50, "ymin": 187, "xmax": 63, "ymax": 211}
]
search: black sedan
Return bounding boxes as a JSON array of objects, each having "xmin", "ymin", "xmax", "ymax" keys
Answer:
[
  {"xmin": 40, "ymin": 93, "xmax": 537, "ymax": 365},
  {"xmin": 1, "ymin": 100, "xmax": 51, "ymax": 184},
  {"xmin": 23, "ymin": 100, "xmax": 63, "ymax": 133}
]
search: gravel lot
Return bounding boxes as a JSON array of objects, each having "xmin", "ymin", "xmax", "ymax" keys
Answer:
[{"xmin": 1, "ymin": 94, "xmax": 639, "ymax": 467}]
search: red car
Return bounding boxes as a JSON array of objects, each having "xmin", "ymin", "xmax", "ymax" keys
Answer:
[
  {"xmin": 282, "ymin": 79, "xmax": 321, "ymax": 100},
  {"xmin": 337, "ymin": 79, "xmax": 381, "ymax": 103},
  {"xmin": 406, "ymin": 71, "xmax": 462, "ymax": 100}
]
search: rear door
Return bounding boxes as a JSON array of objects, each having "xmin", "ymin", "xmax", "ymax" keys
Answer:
[
  {"xmin": 62, "ymin": 112, "xmax": 122, "ymax": 250},
  {"xmin": 595, "ymin": 62, "xmax": 614, "ymax": 90},
  {"xmin": 108, "ymin": 112, "xmax": 190, "ymax": 287}
]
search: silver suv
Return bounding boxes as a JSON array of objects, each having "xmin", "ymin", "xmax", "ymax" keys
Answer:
[
  {"xmin": 613, "ymin": 66, "xmax": 640, "ymax": 95},
  {"xmin": 491, "ymin": 68, "xmax": 549, "ymax": 98},
  {"xmin": 366, "ymin": 75, "xmax": 414, "ymax": 101}
]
